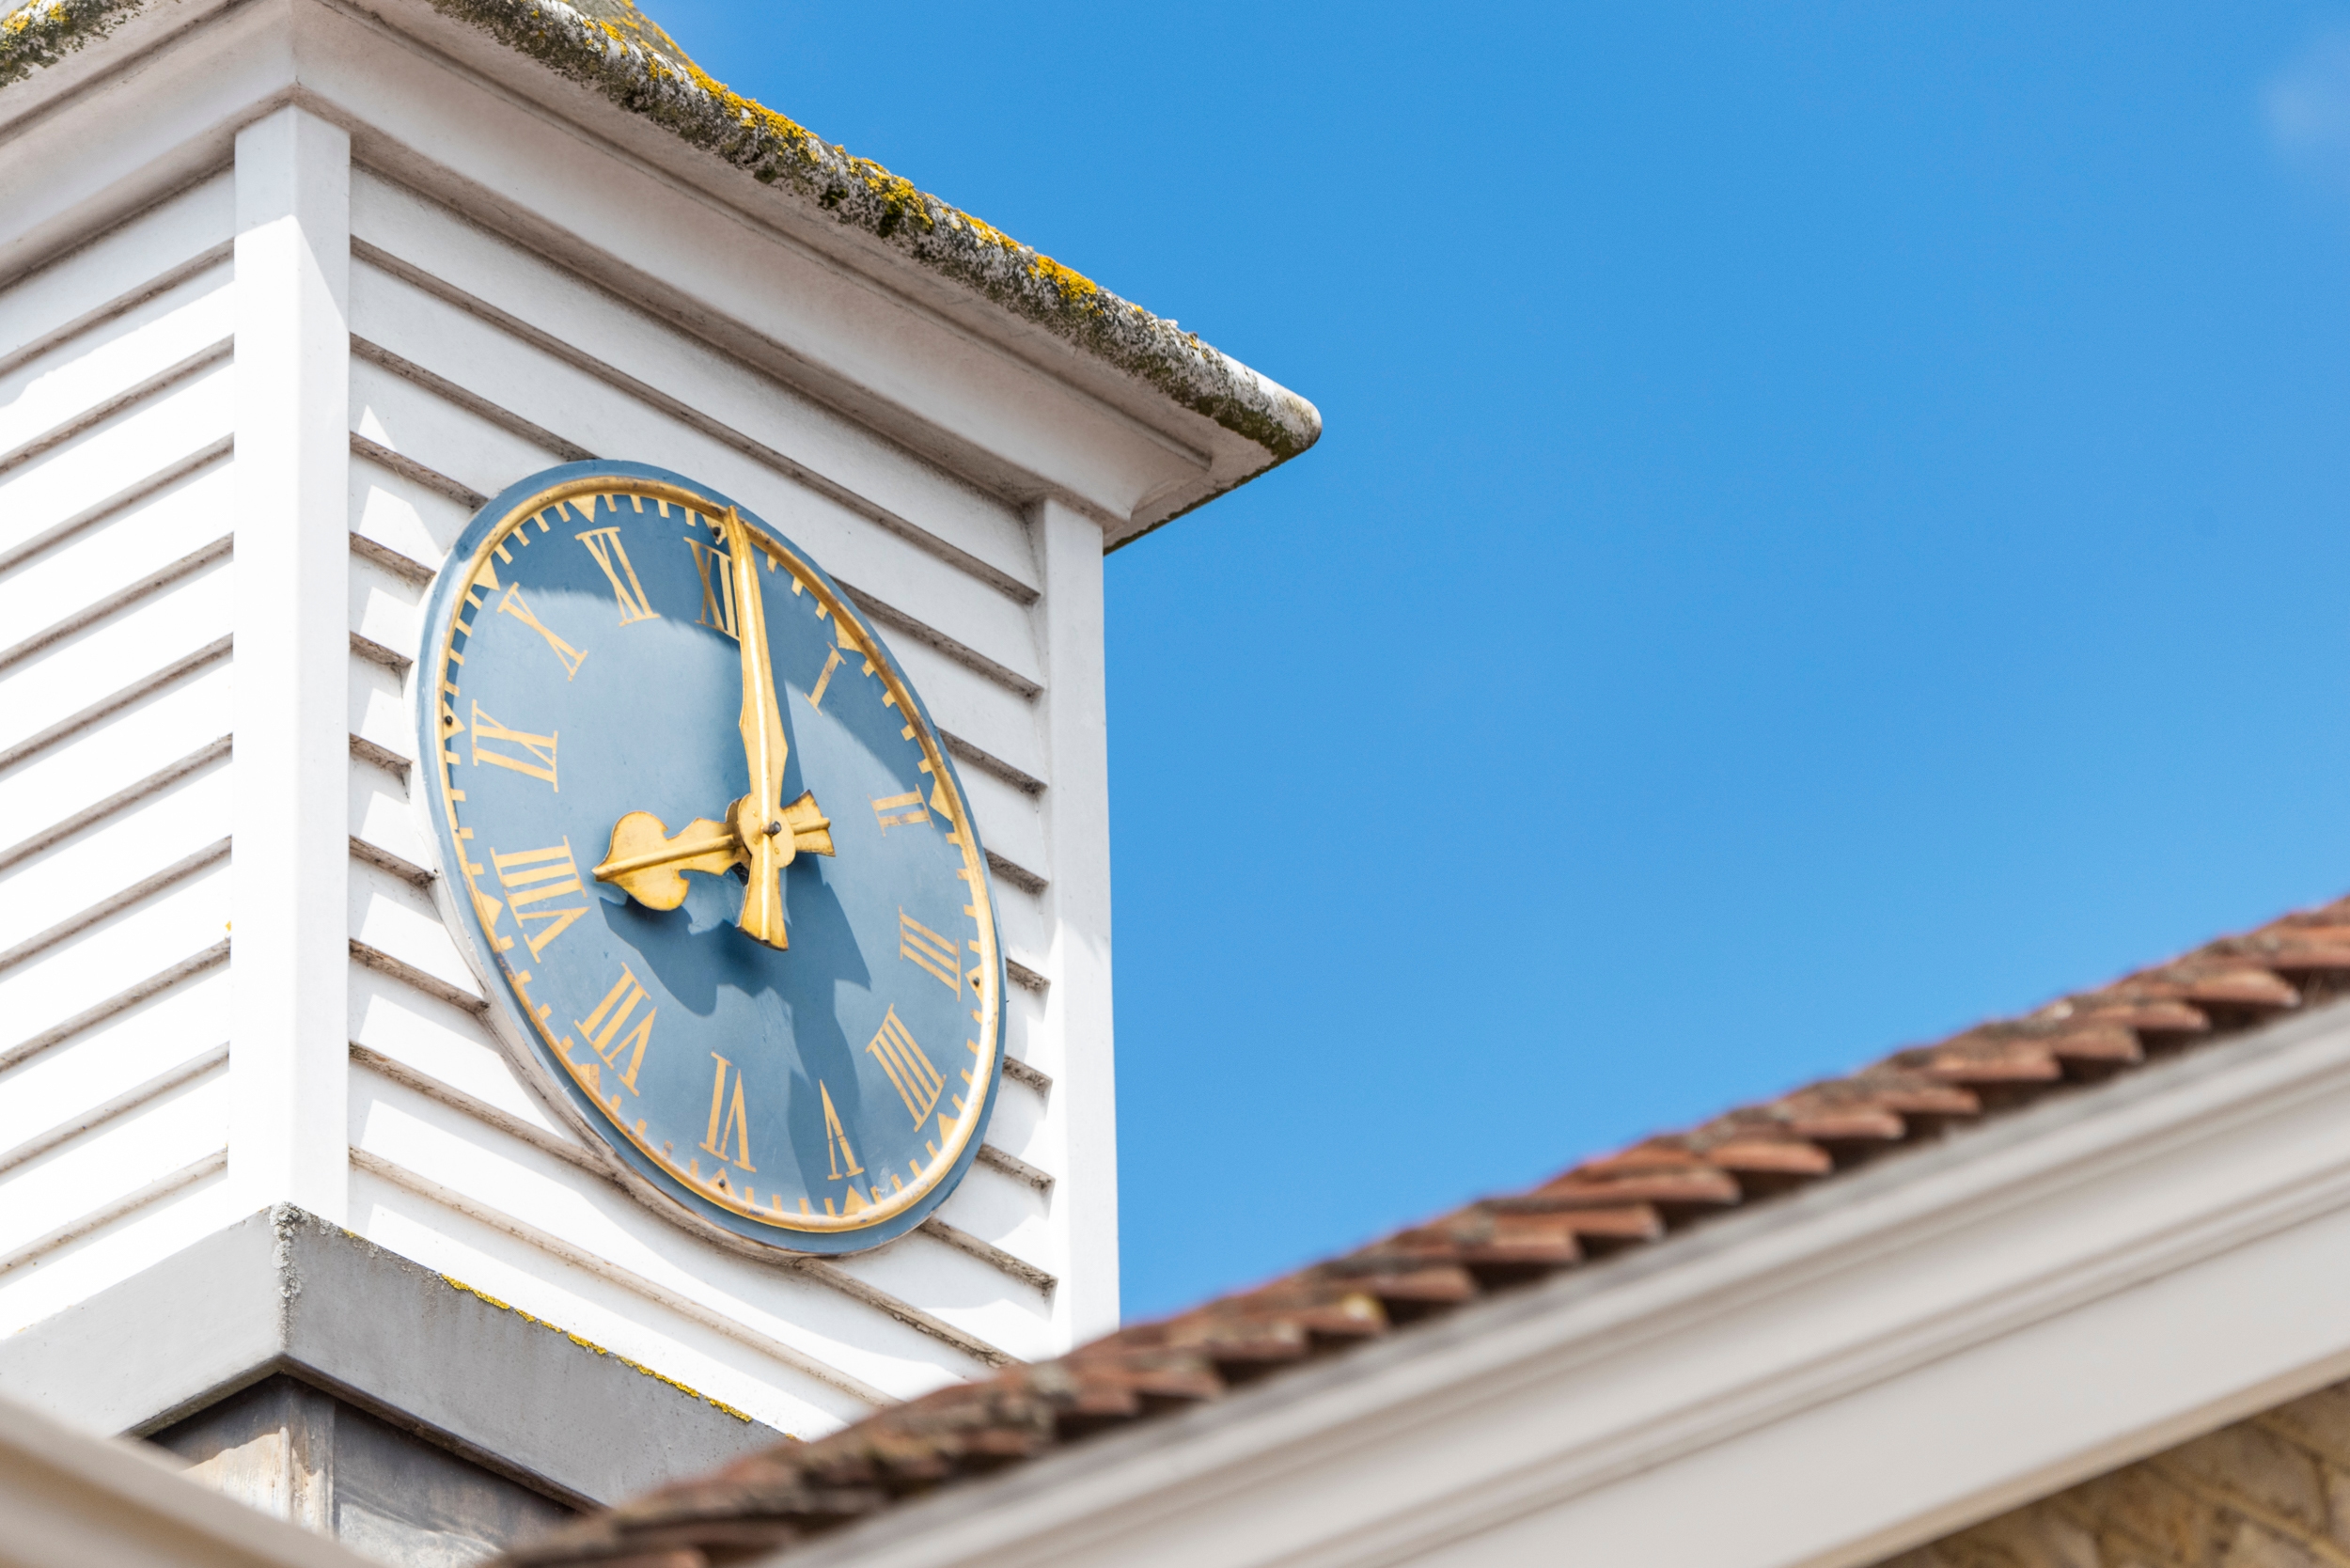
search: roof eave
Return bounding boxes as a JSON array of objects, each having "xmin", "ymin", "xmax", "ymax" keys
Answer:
[
  {"xmin": 1, "ymin": 0, "xmax": 1321, "ymax": 534},
  {"xmin": 737, "ymin": 994, "xmax": 2350, "ymax": 1568},
  {"xmin": 403, "ymin": 0, "xmax": 1323, "ymax": 486}
]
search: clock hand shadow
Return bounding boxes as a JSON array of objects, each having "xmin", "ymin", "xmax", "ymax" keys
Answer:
[
  {"xmin": 768, "ymin": 869, "xmax": 882, "ymax": 1199},
  {"xmin": 600, "ymin": 865, "xmax": 886, "ymax": 1206},
  {"xmin": 601, "ymin": 865, "xmax": 872, "ymax": 1019}
]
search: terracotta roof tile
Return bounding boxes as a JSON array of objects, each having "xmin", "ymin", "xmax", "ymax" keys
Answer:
[{"xmin": 502, "ymin": 892, "xmax": 2350, "ymax": 1568}]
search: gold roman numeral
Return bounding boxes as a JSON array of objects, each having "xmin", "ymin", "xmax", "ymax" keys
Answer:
[
  {"xmin": 805, "ymin": 616, "xmax": 869, "ymax": 711},
  {"xmin": 685, "ymin": 538, "xmax": 737, "ymax": 638},
  {"xmin": 866, "ymin": 1007, "xmax": 944, "ymax": 1124},
  {"xmin": 819, "ymin": 1079, "xmax": 862, "ymax": 1180},
  {"xmin": 898, "ymin": 909, "xmax": 962, "ymax": 992},
  {"xmin": 870, "ymin": 791, "xmax": 929, "ymax": 833},
  {"xmin": 575, "ymin": 526, "xmax": 660, "ymax": 626},
  {"xmin": 572, "ymin": 964, "xmax": 655, "ymax": 1092},
  {"xmin": 494, "ymin": 582, "xmax": 588, "ymax": 680},
  {"xmin": 468, "ymin": 702, "xmax": 558, "ymax": 791},
  {"xmin": 699, "ymin": 1053, "xmax": 757, "ymax": 1172},
  {"xmin": 492, "ymin": 839, "xmax": 588, "ymax": 960}
]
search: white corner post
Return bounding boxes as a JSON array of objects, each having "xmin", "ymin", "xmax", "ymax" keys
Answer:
[
  {"xmin": 229, "ymin": 106, "xmax": 352, "ymax": 1223},
  {"xmin": 1036, "ymin": 500, "xmax": 1120, "ymax": 1341}
]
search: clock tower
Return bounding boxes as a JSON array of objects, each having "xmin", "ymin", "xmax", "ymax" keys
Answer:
[{"xmin": 0, "ymin": 0, "xmax": 1317, "ymax": 1558}]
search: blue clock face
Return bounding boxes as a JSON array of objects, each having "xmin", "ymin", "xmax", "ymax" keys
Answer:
[{"xmin": 415, "ymin": 462, "xmax": 1003, "ymax": 1254}]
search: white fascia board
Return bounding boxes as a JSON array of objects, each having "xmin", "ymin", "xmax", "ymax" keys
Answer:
[
  {"xmin": 0, "ymin": 1388, "xmax": 368, "ymax": 1568},
  {"xmin": 0, "ymin": 0, "xmax": 265, "ymax": 282},
  {"xmin": 768, "ymin": 998, "xmax": 2350, "ymax": 1568},
  {"xmin": 0, "ymin": 0, "xmax": 1278, "ymax": 537}
]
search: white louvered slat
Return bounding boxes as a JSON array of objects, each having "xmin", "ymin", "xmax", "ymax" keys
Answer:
[
  {"xmin": 349, "ymin": 259, "xmax": 1049, "ymax": 698},
  {"xmin": 349, "ymin": 171, "xmax": 1040, "ymax": 603},
  {"xmin": 0, "ymin": 174, "xmax": 233, "ymax": 373}
]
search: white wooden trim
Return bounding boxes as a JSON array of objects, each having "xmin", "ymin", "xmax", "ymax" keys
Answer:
[
  {"xmin": 1032, "ymin": 501, "xmax": 1118, "ymax": 1344},
  {"xmin": 228, "ymin": 104, "xmax": 352, "ymax": 1225}
]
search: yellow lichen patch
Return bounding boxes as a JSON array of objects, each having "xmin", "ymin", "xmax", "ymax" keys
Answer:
[
  {"xmin": 437, "ymin": 1274, "xmax": 759, "ymax": 1426},
  {"xmin": 610, "ymin": 1349, "xmax": 753, "ymax": 1423},
  {"xmin": 1028, "ymin": 254, "xmax": 1104, "ymax": 309}
]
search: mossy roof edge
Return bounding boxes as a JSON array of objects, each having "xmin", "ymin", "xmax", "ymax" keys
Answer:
[
  {"xmin": 1, "ymin": 0, "xmax": 1322, "ymax": 463},
  {"xmin": 461, "ymin": 0, "xmax": 1324, "ymax": 462},
  {"xmin": 1, "ymin": 0, "xmax": 138, "ymax": 86}
]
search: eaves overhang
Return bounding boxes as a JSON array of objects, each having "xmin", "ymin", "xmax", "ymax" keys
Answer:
[{"xmin": 0, "ymin": 0, "xmax": 1322, "ymax": 541}]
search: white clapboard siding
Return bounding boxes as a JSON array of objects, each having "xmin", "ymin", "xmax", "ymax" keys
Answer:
[
  {"xmin": 0, "ymin": 174, "xmax": 232, "ymax": 372},
  {"xmin": 884, "ymin": 637, "xmax": 1049, "ymax": 792},
  {"xmin": 0, "ymin": 1168, "xmax": 241, "ymax": 1341},
  {"xmin": 0, "ymin": 447, "xmax": 232, "ymax": 665},
  {"xmin": 352, "ymin": 450, "xmax": 477, "ymax": 564},
  {"xmin": 347, "ymin": 1075, "xmax": 992, "ymax": 1410},
  {"xmin": 993, "ymin": 885, "xmax": 1052, "ymax": 972},
  {"xmin": 350, "ymin": 172, "xmax": 1040, "ymax": 603},
  {"xmin": 348, "ymin": 750, "xmax": 433, "ymax": 875},
  {"xmin": 348, "ymin": 961, "xmax": 528, "ymax": 1119},
  {"xmin": 334, "ymin": 224, "xmax": 1084, "ymax": 1425},
  {"xmin": 0, "ymin": 964, "xmax": 227, "ymax": 1157},
  {"xmin": 351, "ymin": 551, "xmax": 425, "ymax": 666},
  {"xmin": 348, "ymin": 260, "xmax": 1047, "ymax": 699},
  {"xmin": 0, "ymin": 267, "xmax": 228, "ymax": 465},
  {"xmin": 0, "ymin": 770, "xmax": 230, "ymax": 961},
  {"xmin": 3, "ymin": 563, "xmax": 231, "ymax": 748},
  {"xmin": 0, "ymin": 1066, "xmax": 228, "ymax": 1257},
  {"xmin": 959, "ymin": 769, "xmax": 1049, "ymax": 898},
  {"xmin": 346, "ymin": 641, "xmax": 416, "ymax": 760},
  {"xmin": 349, "ymin": 857, "xmax": 481, "ymax": 1005},
  {"xmin": 0, "ymin": 354, "xmax": 233, "ymax": 557},
  {"xmin": 0, "ymin": 852, "xmax": 229, "ymax": 1045},
  {"xmin": 0, "ymin": 666, "xmax": 229, "ymax": 873},
  {"xmin": 0, "ymin": 0, "xmax": 1155, "ymax": 1461},
  {"xmin": 0, "ymin": 194, "xmax": 242, "ymax": 1338},
  {"xmin": 351, "ymin": 357, "xmax": 570, "ymax": 504}
]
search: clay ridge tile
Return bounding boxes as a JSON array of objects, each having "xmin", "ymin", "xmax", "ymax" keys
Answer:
[{"xmin": 500, "ymin": 891, "xmax": 2350, "ymax": 1568}]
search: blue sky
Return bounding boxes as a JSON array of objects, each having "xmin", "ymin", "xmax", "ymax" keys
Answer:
[{"xmin": 656, "ymin": 2, "xmax": 2350, "ymax": 1320}]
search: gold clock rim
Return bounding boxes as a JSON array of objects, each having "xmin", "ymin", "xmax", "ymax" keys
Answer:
[{"xmin": 429, "ymin": 473, "xmax": 1005, "ymax": 1237}]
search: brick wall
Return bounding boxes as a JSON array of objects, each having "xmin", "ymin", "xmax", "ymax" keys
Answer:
[{"xmin": 1885, "ymin": 1383, "xmax": 2350, "ymax": 1567}]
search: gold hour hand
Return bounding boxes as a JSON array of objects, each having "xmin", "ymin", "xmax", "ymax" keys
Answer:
[
  {"xmin": 593, "ymin": 812, "xmax": 740, "ymax": 910},
  {"xmin": 592, "ymin": 509, "xmax": 834, "ymax": 946},
  {"xmin": 593, "ymin": 796, "xmax": 835, "ymax": 915}
]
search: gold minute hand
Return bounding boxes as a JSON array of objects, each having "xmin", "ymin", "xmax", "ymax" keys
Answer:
[
  {"xmin": 722, "ymin": 507, "xmax": 831, "ymax": 949},
  {"xmin": 590, "ymin": 510, "xmax": 833, "ymax": 933}
]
